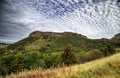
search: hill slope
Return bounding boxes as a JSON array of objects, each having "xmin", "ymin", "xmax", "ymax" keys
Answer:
[
  {"xmin": 6, "ymin": 53, "xmax": 120, "ymax": 78},
  {"xmin": 7, "ymin": 31, "xmax": 120, "ymax": 52}
]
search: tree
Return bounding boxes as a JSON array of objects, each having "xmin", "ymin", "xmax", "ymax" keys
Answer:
[{"xmin": 61, "ymin": 44, "xmax": 79, "ymax": 66}]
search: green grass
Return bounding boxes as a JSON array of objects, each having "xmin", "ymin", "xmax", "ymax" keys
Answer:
[{"xmin": 6, "ymin": 53, "xmax": 120, "ymax": 78}]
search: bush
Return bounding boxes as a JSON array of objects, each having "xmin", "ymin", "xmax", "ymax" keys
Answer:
[
  {"xmin": 79, "ymin": 49, "xmax": 102, "ymax": 63},
  {"xmin": 86, "ymin": 49, "xmax": 103, "ymax": 61},
  {"xmin": 0, "ymin": 48, "xmax": 7, "ymax": 55},
  {"xmin": 22, "ymin": 52, "xmax": 45, "ymax": 69},
  {"xmin": 100, "ymin": 45, "xmax": 115, "ymax": 56}
]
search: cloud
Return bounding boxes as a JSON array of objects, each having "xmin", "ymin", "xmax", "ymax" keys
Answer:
[{"xmin": 0, "ymin": 0, "xmax": 120, "ymax": 42}]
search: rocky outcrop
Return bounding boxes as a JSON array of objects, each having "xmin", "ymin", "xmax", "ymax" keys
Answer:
[{"xmin": 29, "ymin": 31, "xmax": 87, "ymax": 38}]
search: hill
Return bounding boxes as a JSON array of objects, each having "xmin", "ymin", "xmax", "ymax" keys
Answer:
[
  {"xmin": 6, "ymin": 53, "xmax": 120, "ymax": 78},
  {"xmin": 0, "ymin": 31, "xmax": 120, "ymax": 76},
  {"xmin": 0, "ymin": 42, "xmax": 10, "ymax": 48},
  {"xmin": 7, "ymin": 31, "xmax": 120, "ymax": 52},
  {"xmin": 111, "ymin": 33, "xmax": 120, "ymax": 42}
]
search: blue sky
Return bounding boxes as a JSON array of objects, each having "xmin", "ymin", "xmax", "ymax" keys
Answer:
[{"xmin": 0, "ymin": 0, "xmax": 120, "ymax": 42}]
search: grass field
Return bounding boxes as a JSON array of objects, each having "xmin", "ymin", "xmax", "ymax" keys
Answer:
[{"xmin": 5, "ymin": 53, "xmax": 120, "ymax": 78}]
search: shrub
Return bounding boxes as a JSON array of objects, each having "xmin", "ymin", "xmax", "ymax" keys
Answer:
[{"xmin": 100, "ymin": 45, "xmax": 115, "ymax": 56}]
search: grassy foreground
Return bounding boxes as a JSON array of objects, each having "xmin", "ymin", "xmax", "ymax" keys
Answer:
[{"xmin": 5, "ymin": 53, "xmax": 120, "ymax": 78}]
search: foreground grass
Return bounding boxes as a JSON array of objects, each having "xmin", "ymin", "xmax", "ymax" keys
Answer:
[{"xmin": 5, "ymin": 53, "xmax": 120, "ymax": 78}]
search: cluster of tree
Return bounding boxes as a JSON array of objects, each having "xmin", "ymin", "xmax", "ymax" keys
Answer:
[
  {"xmin": 0, "ymin": 48, "xmax": 61, "ymax": 76},
  {"xmin": 0, "ymin": 44, "xmax": 116, "ymax": 76}
]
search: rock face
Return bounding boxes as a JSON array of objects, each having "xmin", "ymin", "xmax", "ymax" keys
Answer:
[{"xmin": 29, "ymin": 31, "xmax": 87, "ymax": 38}]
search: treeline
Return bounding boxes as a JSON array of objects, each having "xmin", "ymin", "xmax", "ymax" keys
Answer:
[{"xmin": 0, "ymin": 44, "xmax": 116, "ymax": 76}]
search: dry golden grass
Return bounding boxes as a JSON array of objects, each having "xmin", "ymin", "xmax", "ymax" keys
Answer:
[
  {"xmin": 6, "ymin": 53, "xmax": 120, "ymax": 78},
  {"xmin": 115, "ymin": 48, "xmax": 120, "ymax": 53}
]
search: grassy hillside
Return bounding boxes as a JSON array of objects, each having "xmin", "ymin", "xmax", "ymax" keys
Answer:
[
  {"xmin": 0, "ymin": 31, "xmax": 119, "ymax": 76},
  {"xmin": 7, "ymin": 31, "xmax": 120, "ymax": 52},
  {"xmin": 6, "ymin": 53, "xmax": 120, "ymax": 78}
]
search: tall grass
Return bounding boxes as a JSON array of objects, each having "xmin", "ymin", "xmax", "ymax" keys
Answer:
[{"xmin": 6, "ymin": 53, "xmax": 120, "ymax": 78}]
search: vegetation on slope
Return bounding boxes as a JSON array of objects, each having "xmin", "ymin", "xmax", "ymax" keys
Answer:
[
  {"xmin": 0, "ymin": 44, "xmax": 117, "ymax": 76},
  {"xmin": 7, "ymin": 31, "xmax": 120, "ymax": 52},
  {"xmin": 5, "ymin": 53, "xmax": 120, "ymax": 78}
]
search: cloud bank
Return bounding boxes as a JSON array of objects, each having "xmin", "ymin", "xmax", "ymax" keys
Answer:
[{"xmin": 0, "ymin": 0, "xmax": 120, "ymax": 42}]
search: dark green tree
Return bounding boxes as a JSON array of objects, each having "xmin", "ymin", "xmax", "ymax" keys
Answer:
[{"xmin": 61, "ymin": 44, "xmax": 79, "ymax": 66}]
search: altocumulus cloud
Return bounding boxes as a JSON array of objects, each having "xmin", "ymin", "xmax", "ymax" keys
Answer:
[{"xmin": 0, "ymin": 0, "xmax": 120, "ymax": 42}]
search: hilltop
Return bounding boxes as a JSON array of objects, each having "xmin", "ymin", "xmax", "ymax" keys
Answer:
[
  {"xmin": 111, "ymin": 33, "xmax": 120, "ymax": 41},
  {"xmin": 7, "ymin": 31, "xmax": 120, "ymax": 52},
  {"xmin": 6, "ymin": 52, "xmax": 120, "ymax": 78}
]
